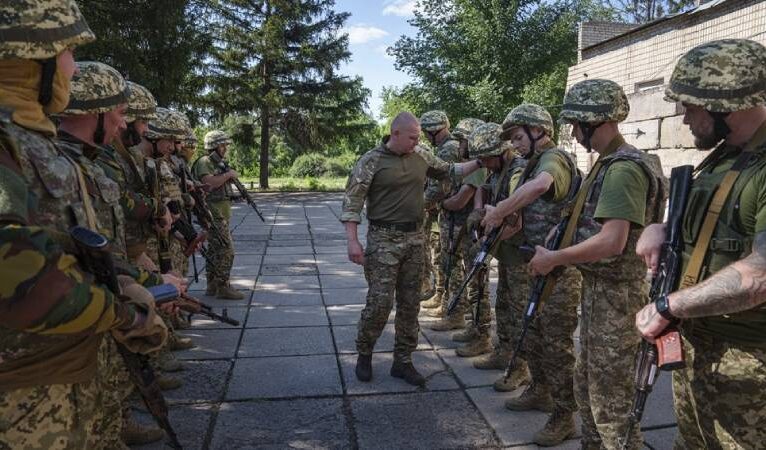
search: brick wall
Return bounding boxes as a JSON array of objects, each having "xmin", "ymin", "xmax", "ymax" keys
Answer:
[
  {"xmin": 578, "ymin": 22, "xmax": 638, "ymax": 61},
  {"xmin": 561, "ymin": 0, "xmax": 766, "ymax": 175}
]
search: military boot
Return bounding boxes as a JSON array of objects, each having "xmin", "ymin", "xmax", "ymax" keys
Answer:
[
  {"xmin": 205, "ymin": 280, "xmax": 220, "ymax": 297},
  {"xmin": 121, "ymin": 416, "xmax": 165, "ymax": 445},
  {"xmin": 390, "ymin": 361, "xmax": 426, "ymax": 387},
  {"xmin": 451, "ymin": 326, "xmax": 478, "ymax": 343},
  {"xmin": 217, "ymin": 284, "xmax": 245, "ymax": 300},
  {"xmin": 170, "ymin": 334, "xmax": 195, "ymax": 351},
  {"xmin": 533, "ymin": 410, "xmax": 576, "ymax": 447},
  {"xmin": 156, "ymin": 373, "xmax": 183, "ymax": 391},
  {"xmin": 473, "ymin": 349, "xmax": 509, "ymax": 370},
  {"xmin": 455, "ymin": 334, "xmax": 492, "ymax": 357},
  {"xmin": 157, "ymin": 351, "xmax": 184, "ymax": 372},
  {"xmin": 493, "ymin": 360, "xmax": 531, "ymax": 392},
  {"xmin": 427, "ymin": 314, "xmax": 465, "ymax": 331},
  {"xmin": 355, "ymin": 354, "xmax": 372, "ymax": 382},
  {"xmin": 505, "ymin": 382, "xmax": 554, "ymax": 412},
  {"xmin": 172, "ymin": 312, "xmax": 191, "ymax": 330},
  {"xmin": 424, "ymin": 305, "xmax": 446, "ymax": 318},
  {"xmin": 420, "ymin": 291, "xmax": 442, "ymax": 309}
]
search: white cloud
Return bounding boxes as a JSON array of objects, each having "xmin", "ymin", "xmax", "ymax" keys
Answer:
[
  {"xmin": 382, "ymin": 0, "xmax": 417, "ymax": 17},
  {"xmin": 343, "ymin": 25, "xmax": 389, "ymax": 44}
]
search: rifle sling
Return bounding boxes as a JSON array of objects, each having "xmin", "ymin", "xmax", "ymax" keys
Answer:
[
  {"xmin": 679, "ymin": 121, "xmax": 766, "ymax": 289},
  {"xmin": 62, "ymin": 153, "xmax": 99, "ymax": 230}
]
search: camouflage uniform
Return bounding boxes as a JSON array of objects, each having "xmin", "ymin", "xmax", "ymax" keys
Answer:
[
  {"xmin": 663, "ymin": 39, "xmax": 766, "ymax": 450},
  {"xmin": 559, "ymin": 80, "xmax": 667, "ymax": 449}
]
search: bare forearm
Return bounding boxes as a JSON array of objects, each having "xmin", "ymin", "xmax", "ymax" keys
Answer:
[
  {"xmin": 202, "ymin": 174, "xmax": 229, "ymax": 190},
  {"xmin": 443, "ymin": 186, "xmax": 475, "ymax": 211},
  {"xmin": 556, "ymin": 230, "xmax": 625, "ymax": 266},
  {"xmin": 344, "ymin": 221, "xmax": 360, "ymax": 243},
  {"xmin": 494, "ymin": 174, "xmax": 551, "ymax": 218}
]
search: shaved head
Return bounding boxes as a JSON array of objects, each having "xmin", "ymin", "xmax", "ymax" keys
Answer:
[
  {"xmin": 388, "ymin": 111, "xmax": 421, "ymax": 155},
  {"xmin": 391, "ymin": 111, "xmax": 419, "ymax": 132}
]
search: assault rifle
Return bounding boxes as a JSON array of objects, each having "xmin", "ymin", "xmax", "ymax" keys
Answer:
[
  {"xmin": 621, "ymin": 165, "xmax": 692, "ymax": 449},
  {"xmin": 211, "ymin": 153, "xmax": 265, "ymax": 222},
  {"xmin": 146, "ymin": 160, "xmax": 173, "ymax": 274},
  {"xmin": 70, "ymin": 226, "xmax": 182, "ymax": 450},
  {"xmin": 147, "ymin": 284, "xmax": 240, "ymax": 327},
  {"xmin": 442, "ymin": 211, "xmax": 458, "ymax": 294}
]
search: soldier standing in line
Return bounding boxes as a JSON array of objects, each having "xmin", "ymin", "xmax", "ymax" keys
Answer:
[
  {"xmin": 527, "ymin": 80, "xmax": 667, "ymax": 449},
  {"xmin": 192, "ymin": 130, "xmax": 244, "ymax": 299},
  {"xmin": 342, "ymin": 112, "xmax": 483, "ymax": 386},
  {"xmin": 636, "ymin": 39, "xmax": 766, "ymax": 449},
  {"xmin": 482, "ymin": 103, "xmax": 582, "ymax": 446}
]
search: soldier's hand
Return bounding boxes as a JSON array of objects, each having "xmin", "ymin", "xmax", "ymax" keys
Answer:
[
  {"xmin": 348, "ymin": 239, "xmax": 365, "ymax": 266},
  {"xmin": 481, "ymin": 205, "xmax": 503, "ymax": 230},
  {"xmin": 227, "ymin": 169, "xmax": 239, "ymax": 180},
  {"xmin": 499, "ymin": 213, "xmax": 522, "ymax": 240},
  {"xmin": 155, "ymin": 208, "xmax": 173, "ymax": 234},
  {"xmin": 637, "ymin": 223, "xmax": 666, "ymax": 276},
  {"xmin": 528, "ymin": 245, "xmax": 559, "ymax": 276},
  {"xmin": 635, "ymin": 302, "xmax": 670, "ymax": 343},
  {"xmin": 162, "ymin": 273, "xmax": 188, "ymax": 294},
  {"xmin": 158, "ymin": 301, "xmax": 180, "ymax": 315}
]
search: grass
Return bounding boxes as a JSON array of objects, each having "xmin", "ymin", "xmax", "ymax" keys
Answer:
[{"xmin": 237, "ymin": 176, "xmax": 346, "ymax": 192}]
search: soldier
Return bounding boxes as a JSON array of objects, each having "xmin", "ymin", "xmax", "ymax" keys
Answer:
[
  {"xmin": 636, "ymin": 39, "xmax": 766, "ymax": 449},
  {"xmin": 192, "ymin": 130, "xmax": 243, "ymax": 299},
  {"xmin": 342, "ymin": 112, "xmax": 482, "ymax": 386},
  {"xmin": 482, "ymin": 103, "xmax": 582, "ymax": 446},
  {"xmin": 526, "ymin": 80, "xmax": 667, "ymax": 449}
]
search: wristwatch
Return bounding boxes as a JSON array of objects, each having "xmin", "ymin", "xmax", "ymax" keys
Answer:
[{"xmin": 654, "ymin": 294, "xmax": 676, "ymax": 321}]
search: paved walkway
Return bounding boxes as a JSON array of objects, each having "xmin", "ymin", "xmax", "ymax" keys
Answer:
[{"xmin": 135, "ymin": 192, "xmax": 677, "ymax": 450}]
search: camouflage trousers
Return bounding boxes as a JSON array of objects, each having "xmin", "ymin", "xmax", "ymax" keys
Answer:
[
  {"xmin": 170, "ymin": 235, "xmax": 189, "ymax": 278},
  {"xmin": 526, "ymin": 266, "xmax": 581, "ymax": 413},
  {"xmin": 421, "ymin": 210, "xmax": 440, "ymax": 298},
  {"xmin": 495, "ymin": 262, "xmax": 530, "ymax": 353},
  {"xmin": 672, "ymin": 335, "xmax": 766, "ymax": 450},
  {"xmin": 356, "ymin": 227, "xmax": 426, "ymax": 363},
  {"xmin": 205, "ymin": 211, "xmax": 234, "ymax": 289},
  {"xmin": 460, "ymin": 235, "xmax": 491, "ymax": 335},
  {"xmin": 92, "ymin": 336, "xmax": 132, "ymax": 450},
  {"xmin": 575, "ymin": 273, "xmax": 646, "ymax": 449},
  {"xmin": 0, "ymin": 379, "xmax": 100, "ymax": 450}
]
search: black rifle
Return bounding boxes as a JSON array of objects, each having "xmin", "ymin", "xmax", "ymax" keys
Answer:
[
  {"xmin": 69, "ymin": 226, "xmax": 182, "ymax": 450},
  {"xmin": 147, "ymin": 284, "xmax": 240, "ymax": 327},
  {"xmin": 177, "ymin": 160, "xmax": 200, "ymax": 282},
  {"xmin": 211, "ymin": 153, "xmax": 265, "ymax": 222},
  {"xmin": 146, "ymin": 160, "xmax": 173, "ymax": 274},
  {"xmin": 167, "ymin": 200, "xmax": 209, "ymax": 261},
  {"xmin": 621, "ymin": 165, "xmax": 692, "ymax": 449},
  {"xmin": 445, "ymin": 225, "xmax": 503, "ymax": 316}
]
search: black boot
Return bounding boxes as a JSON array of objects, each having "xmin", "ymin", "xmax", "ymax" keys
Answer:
[
  {"xmin": 390, "ymin": 361, "xmax": 426, "ymax": 387},
  {"xmin": 355, "ymin": 354, "xmax": 372, "ymax": 381}
]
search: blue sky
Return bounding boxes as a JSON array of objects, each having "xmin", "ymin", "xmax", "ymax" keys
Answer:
[{"xmin": 334, "ymin": 0, "xmax": 418, "ymax": 120}]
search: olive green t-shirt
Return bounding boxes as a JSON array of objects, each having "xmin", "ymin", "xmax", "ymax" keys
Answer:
[
  {"xmin": 532, "ymin": 150, "xmax": 572, "ymax": 203},
  {"xmin": 593, "ymin": 161, "xmax": 650, "ymax": 227},
  {"xmin": 192, "ymin": 156, "xmax": 231, "ymax": 220}
]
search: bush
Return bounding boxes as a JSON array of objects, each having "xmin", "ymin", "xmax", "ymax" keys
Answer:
[
  {"xmin": 325, "ymin": 152, "xmax": 357, "ymax": 177},
  {"xmin": 290, "ymin": 154, "xmax": 328, "ymax": 178}
]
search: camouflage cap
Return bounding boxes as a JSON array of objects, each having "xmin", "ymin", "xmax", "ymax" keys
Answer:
[
  {"xmin": 145, "ymin": 107, "xmax": 188, "ymax": 141},
  {"xmin": 60, "ymin": 61, "xmax": 129, "ymax": 115},
  {"xmin": 452, "ymin": 118, "xmax": 484, "ymax": 141},
  {"xmin": 665, "ymin": 39, "xmax": 766, "ymax": 113},
  {"xmin": 559, "ymin": 79, "xmax": 629, "ymax": 124},
  {"xmin": 124, "ymin": 81, "xmax": 158, "ymax": 123},
  {"xmin": 204, "ymin": 130, "xmax": 232, "ymax": 150},
  {"xmin": 468, "ymin": 122, "xmax": 513, "ymax": 158},
  {"xmin": 419, "ymin": 110, "xmax": 450, "ymax": 133},
  {"xmin": 0, "ymin": 0, "xmax": 95, "ymax": 60},
  {"xmin": 500, "ymin": 103, "xmax": 554, "ymax": 139}
]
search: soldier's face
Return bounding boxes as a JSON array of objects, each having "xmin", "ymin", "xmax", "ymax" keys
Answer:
[
  {"xmin": 682, "ymin": 104, "xmax": 720, "ymax": 150},
  {"xmin": 217, "ymin": 143, "xmax": 228, "ymax": 157},
  {"xmin": 390, "ymin": 124, "xmax": 421, "ymax": 154},
  {"xmin": 56, "ymin": 49, "xmax": 77, "ymax": 81},
  {"xmin": 133, "ymin": 119, "xmax": 148, "ymax": 137},
  {"xmin": 103, "ymin": 104, "xmax": 128, "ymax": 144},
  {"xmin": 157, "ymin": 139, "xmax": 175, "ymax": 156},
  {"xmin": 508, "ymin": 127, "xmax": 533, "ymax": 156}
]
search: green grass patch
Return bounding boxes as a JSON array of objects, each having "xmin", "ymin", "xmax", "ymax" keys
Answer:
[{"xmin": 238, "ymin": 176, "xmax": 346, "ymax": 192}]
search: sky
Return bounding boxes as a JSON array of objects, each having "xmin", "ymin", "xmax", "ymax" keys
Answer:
[{"xmin": 334, "ymin": 0, "xmax": 418, "ymax": 120}]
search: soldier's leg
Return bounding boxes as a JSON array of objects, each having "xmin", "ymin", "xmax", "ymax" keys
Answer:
[
  {"xmin": 574, "ymin": 274, "xmax": 600, "ymax": 449},
  {"xmin": 422, "ymin": 221, "xmax": 447, "ymax": 309},
  {"xmin": 393, "ymin": 231, "xmax": 427, "ymax": 363},
  {"xmin": 426, "ymin": 228, "xmax": 467, "ymax": 326},
  {"xmin": 455, "ymin": 261, "xmax": 491, "ymax": 357}
]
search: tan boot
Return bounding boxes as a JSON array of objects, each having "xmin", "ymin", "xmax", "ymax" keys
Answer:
[
  {"xmin": 157, "ymin": 351, "xmax": 184, "ymax": 372},
  {"xmin": 217, "ymin": 284, "xmax": 245, "ymax": 300},
  {"xmin": 121, "ymin": 415, "xmax": 165, "ymax": 445},
  {"xmin": 172, "ymin": 312, "xmax": 191, "ymax": 330},
  {"xmin": 493, "ymin": 360, "xmax": 531, "ymax": 392},
  {"xmin": 170, "ymin": 334, "xmax": 195, "ymax": 351},
  {"xmin": 421, "ymin": 291, "xmax": 442, "ymax": 309},
  {"xmin": 427, "ymin": 314, "xmax": 465, "ymax": 331},
  {"xmin": 156, "ymin": 373, "xmax": 183, "ymax": 391},
  {"xmin": 533, "ymin": 410, "xmax": 576, "ymax": 447},
  {"xmin": 505, "ymin": 382, "xmax": 554, "ymax": 412},
  {"xmin": 451, "ymin": 327, "xmax": 478, "ymax": 343},
  {"xmin": 455, "ymin": 335, "xmax": 492, "ymax": 357},
  {"xmin": 473, "ymin": 350, "xmax": 509, "ymax": 370},
  {"xmin": 424, "ymin": 305, "xmax": 446, "ymax": 318},
  {"xmin": 205, "ymin": 280, "xmax": 219, "ymax": 297}
]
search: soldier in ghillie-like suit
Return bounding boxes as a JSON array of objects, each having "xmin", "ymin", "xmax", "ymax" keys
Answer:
[
  {"xmin": 342, "ymin": 112, "xmax": 482, "ymax": 387},
  {"xmin": 636, "ymin": 39, "xmax": 766, "ymax": 450},
  {"xmin": 529, "ymin": 80, "xmax": 667, "ymax": 449}
]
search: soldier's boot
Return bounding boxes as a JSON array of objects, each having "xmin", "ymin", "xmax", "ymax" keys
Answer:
[
  {"xmin": 172, "ymin": 312, "xmax": 191, "ymax": 330},
  {"xmin": 390, "ymin": 361, "xmax": 426, "ymax": 387},
  {"xmin": 355, "ymin": 354, "xmax": 372, "ymax": 382},
  {"xmin": 205, "ymin": 280, "xmax": 220, "ymax": 297},
  {"xmin": 451, "ymin": 326, "xmax": 478, "ymax": 343},
  {"xmin": 473, "ymin": 349, "xmax": 509, "ymax": 370},
  {"xmin": 532, "ymin": 409, "xmax": 576, "ymax": 447},
  {"xmin": 156, "ymin": 373, "xmax": 183, "ymax": 391},
  {"xmin": 424, "ymin": 305, "xmax": 446, "ymax": 318},
  {"xmin": 505, "ymin": 382, "xmax": 554, "ymax": 412},
  {"xmin": 121, "ymin": 416, "xmax": 165, "ymax": 445},
  {"xmin": 455, "ymin": 334, "xmax": 492, "ymax": 357},
  {"xmin": 170, "ymin": 334, "xmax": 195, "ymax": 351},
  {"xmin": 426, "ymin": 314, "xmax": 465, "ymax": 331},
  {"xmin": 217, "ymin": 284, "xmax": 245, "ymax": 300},
  {"xmin": 493, "ymin": 360, "xmax": 531, "ymax": 392},
  {"xmin": 157, "ymin": 350, "xmax": 184, "ymax": 372},
  {"xmin": 421, "ymin": 291, "xmax": 442, "ymax": 309}
]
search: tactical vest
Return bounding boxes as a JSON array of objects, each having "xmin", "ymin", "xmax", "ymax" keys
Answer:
[
  {"xmin": 492, "ymin": 155, "xmax": 529, "ymax": 265},
  {"xmin": 158, "ymin": 157, "xmax": 183, "ymax": 204},
  {"xmin": 574, "ymin": 144, "xmax": 666, "ymax": 281}
]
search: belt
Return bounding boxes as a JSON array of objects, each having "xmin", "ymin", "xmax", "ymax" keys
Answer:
[{"xmin": 369, "ymin": 220, "xmax": 419, "ymax": 232}]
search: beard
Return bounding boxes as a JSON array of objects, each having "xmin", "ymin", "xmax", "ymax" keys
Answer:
[
  {"xmin": 121, "ymin": 124, "xmax": 142, "ymax": 147},
  {"xmin": 692, "ymin": 126, "xmax": 725, "ymax": 150}
]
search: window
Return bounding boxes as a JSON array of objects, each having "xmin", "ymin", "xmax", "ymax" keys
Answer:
[{"xmin": 635, "ymin": 77, "xmax": 664, "ymax": 93}]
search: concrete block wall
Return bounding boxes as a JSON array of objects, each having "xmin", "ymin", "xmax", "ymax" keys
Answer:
[{"xmin": 578, "ymin": 22, "xmax": 638, "ymax": 61}]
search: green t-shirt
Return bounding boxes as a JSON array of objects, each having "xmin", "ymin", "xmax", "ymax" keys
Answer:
[
  {"xmin": 192, "ymin": 155, "xmax": 231, "ymax": 220},
  {"xmin": 463, "ymin": 168, "xmax": 486, "ymax": 188},
  {"xmin": 533, "ymin": 150, "xmax": 572, "ymax": 203},
  {"xmin": 593, "ymin": 161, "xmax": 650, "ymax": 227}
]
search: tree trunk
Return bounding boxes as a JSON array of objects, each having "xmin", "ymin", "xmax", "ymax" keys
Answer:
[{"xmin": 259, "ymin": 102, "xmax": 270, "ymax": 189}]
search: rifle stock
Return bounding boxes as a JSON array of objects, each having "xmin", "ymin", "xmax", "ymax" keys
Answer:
[{"xmin": 212, "ymin": 154, "xmax": 265, "ymax": 222}]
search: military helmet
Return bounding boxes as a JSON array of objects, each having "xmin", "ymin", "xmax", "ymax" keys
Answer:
[
  {"xmin": 559, "ymin": 79, "xmax": 629, "ymax": 124},
  {"xmin": 665, "ymin": 39, "xmax": 766, "ymax": 113},
  {"xmin": 204, "ymin": 130, "xmax": 233, "ymax": 150},
  {"xmin": 500, "ymin": 104, "xmax": 554, "ymax": 139},
  {"xmin": 145, "ymin": 107, "xmax": 188, "ymax": 141},
  {"xmin": 59, "ymin": 61, "xmax": 130, "ymax": 115},
  {"xmin": 124, "ymin": 82, "xmax": 158, "ymax": 123},
  {"xmin": 419, "ymin": 110, "xmax": 450, "ymax": 133},
  {"xmin": 452, "ymin": 118, "xmax": 484, "ymax": 141},
  {"xmin": 468, "ymin": 122, "xmax": 513, "ymax": 159},
  {"xmin": 0, "ymin": 0, "xmax": 95, "ymax": 60}
]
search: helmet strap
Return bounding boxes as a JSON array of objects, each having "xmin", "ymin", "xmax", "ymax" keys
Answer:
[
  {"xmin": 710, "ymin": 111, "xmax": 731, "ymax": 141},
  {"xmin": 522, "ymin": 125, "xmax": 544, "ymax": 154},
  {"xmin": 123, "ymin": 122, "xmax": 142, "ymax": 147},
  {"xmin": 93, "ymin": 113, "xmax": 106, "ymax": 145},
  {"xmin": 36, "ymin": 58, "xmax": 57, "ymax": 106},
  {"xmin": 578, "ymin": 121, "xmax": 603, "ymax": 153},
  {"xmin": 150, "ymin": 140, "xmax": 161, "ymax": 158}
]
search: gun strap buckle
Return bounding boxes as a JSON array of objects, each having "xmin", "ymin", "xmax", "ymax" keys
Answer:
[{"xmin": 709, "ymin": 238, "xmax": 742, "ymax": 252}]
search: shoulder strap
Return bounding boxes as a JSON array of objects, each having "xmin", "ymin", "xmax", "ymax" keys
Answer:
[{"xmin": 111, "ymin": 139, "xmax": 144, "ymax": 184}]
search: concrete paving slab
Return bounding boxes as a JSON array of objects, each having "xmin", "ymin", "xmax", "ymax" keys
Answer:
[
  {"xmin": 246, "ymin": 305, "xmax": 329, "ymax": 328},
  {"xmin": 326, "ymin": 304, "xmax": 393, "ymax": 326},
  {"xmin": 231, "ymin": 241, "xmax": 267, "ymax": 254},
  {"xmin": 189, "ymin": 307, "xmax": 247, "ymax": 330},
  {"xmin": 420, "ymin": 326, "xmax": 462, "ymax": 350},
  {"xmin": 265, "ymin": 245, "xmax": 314, "ymax": 255},
  {"xmin": 191, "ymin": 291, "xmax": 252, "ymax": 309},
  {"xmin": 229, "ymin": 261, "xmax": 262, "ymax": 277},
  {"xmin": 643, "ymin": 426, "xmax": 677, "ymax": 450},
  {"xmin": 186, "ymin": 275, "xmax": 254, "ymax": 292},
  {"xmin": 162, "ymin": 360, "xmax": 231, "ymax": 404},
  {"xmin": 227, "ymin": 355, "xmax": 342, "ymax": 400},
  {"xmin": 322, "ymin": 287, "xmax": 368, "ymax": 305},
  {"xmin": 319, "ymin": 274, "xmax": 368, "ymax": 289},
  {"xmin": 314, "ymin": 253, "xmax": 353, "ymax": 263},
  {"xmin": 231, "ymin": 233, "xmax": 270, "ymax": 241},
  {"xmin": 267, "ymin": 239, "xmax": 312, "ymax": 247},
  {"xmin": 437, "ymin": 349, "xmax": 504, "ymax": 388},
  {"xmin": 316, "ymin": 262, "xmax": 364, "ymax": 276},
  {"xmin": 175, "ymin": 329, "xmax": 241, "ymax": 360},
  {"xmin": 238, "ymin": 326, "xmax": 334, "ymax": 357},
  {"xmin": 332, "ymin": 324, "xmax": 431, "ymax": 354},
  {"xmin": 256, "ymin": 275, "xmax": 320, "ymax": 290},
  {"xmin": 232, "ymin": 253, "xmax": 263, "ymax": 266},
  {"xmin": 268, "ymin": 232, "xmax": 313, "ymax": 241},
  {"xmin": 260, "ymin": 263, "xmax": 317, "ymax": 276},
  {"xmin": 132, "ymin": 403, "xmax": 214, "ymax": 450},
  {"xmin": 351, "ymin": 391, "xmax": 500, "ymax": 449},
  {"xmin": 251, "ymin": 289, "xmax": 323, "ymax": 307},
  {"xmin": 262, "ymin": 254, "xmax": 315, "ymax": 265},
  {"xmin": 340, "ymin": 351, "xmax": 458, "ymax": 395},
  {"xmin": 314, "ymin": 246, "xmax": 347, "ymax": 254}
]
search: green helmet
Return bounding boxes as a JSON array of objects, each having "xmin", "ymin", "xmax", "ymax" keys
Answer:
[
  {"xmin": 468, "ymin": 123, "xmax": 512, "ymax": 158},
  {"xmin": 559, "ymin": 79, "xmax": 629, "ymax": 124},
  {"xmin": 665, "ymin": 39, "xmax": 766, "ymax": 113},
  {"xmin": 124, "ymin": 81, "xmax": 158, "ymax": 123},
  {"xmin": 204, "ymin": 130, "xmax": 232, "ymax": 150},
  {"xmin": 0, "ymin": 0, "xmax": 95, "ymax": 60},
  {"xmin": 419, "ymin": 110, "xmax": 450, "ymax": 133},
  {"xmin": 500, "ymin": 103, "xmax": 554, "ymax": 139},
  {"xmin": 452, "ymin": 118, "xmax": 484, "ymax": 141},
  {"xmin": 60, "ymin": 61, "xmax": 130, "ymax": 116},
  {"xmin": 145, "ymin": 107, "xmax": 188, "ymax": 141}
]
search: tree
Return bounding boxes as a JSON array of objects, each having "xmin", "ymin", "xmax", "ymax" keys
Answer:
[
  {"xmin": 207, "ymin": 0, "xmax": 369, "ymax": 188},
  {"xmin": 603, "ymin": 0, "xmax": 696, "ymax": 23}
]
